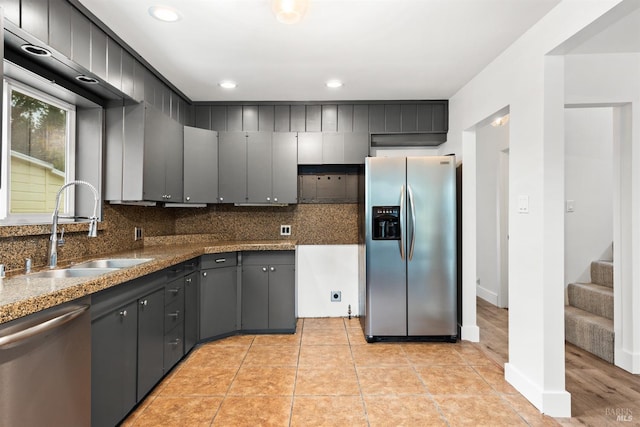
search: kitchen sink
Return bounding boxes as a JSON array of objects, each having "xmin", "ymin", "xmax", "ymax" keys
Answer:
[
  {"xmin": 29, "ymin": 268, "xmax": 119, "ymax": 279},
  {"xmin": 70, "ymin": 258, "xmax": 153, "ymax": 269}
]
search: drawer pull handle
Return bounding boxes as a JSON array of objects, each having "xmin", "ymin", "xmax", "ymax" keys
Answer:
[
  {"xmin": 262, "ymin": 267, "xmax": 267, "ymax": 272},
  {"xmin": 185, "ymin": 278, "xmax": 192, "ymax": 283},
  {"xmin": 120, "ymin": 310, "xmax": 128, "ymax": 317},
  {"xmin": 168, "ymin": 311, "xmax": 180, "ymax": 318},
  {"xmin": 168, "ymin": 288, "xmax": 180, "ymax": 294},
  {"xmin": 270, "ymin": 266, "xmax": 276, "ymax": 272},
  {"xmin": 140, "ymin": 300, "xmax": 148, "ymax": 306},
  {"xmin": 215, "ymin": 258, "xmax": 226, "ymax": 263},
  {"xmin": 170, "ymin": 338, "xmax": 181, "ymax": 346},
  {"xmin": 202, "ymin": 272, "xmax": 207, "ymax": 277}
]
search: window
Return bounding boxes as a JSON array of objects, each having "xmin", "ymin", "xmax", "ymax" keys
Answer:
[{"xmin": 1, "ymin": 79, "xmax": 76, "ymax": 224}]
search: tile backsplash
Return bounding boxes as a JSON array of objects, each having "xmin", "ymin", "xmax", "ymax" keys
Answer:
[{"xmin": 0, "ymin": 203, "xmax": 358, "ymax": 274}]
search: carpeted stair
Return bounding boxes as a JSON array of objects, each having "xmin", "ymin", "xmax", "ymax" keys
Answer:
[{"xmin": 565, "ymin": 260, "xmax": 614, "ymax": 363}]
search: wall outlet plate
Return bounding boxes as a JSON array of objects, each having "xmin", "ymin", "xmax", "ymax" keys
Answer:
[
  {"xmin": 280, "ymin": 225, "xmax": 291, "ymax": 236},
  {"xmin": 331, "ymin": 291, "xmax": 341, "ymax": 302},
  {"xmin": 134, "ymin": 227, "xmax": 143, "ymax": 241}
]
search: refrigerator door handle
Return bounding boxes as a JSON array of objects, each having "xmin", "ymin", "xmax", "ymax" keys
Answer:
[
  {"xmin": 400, "ymin": 184, "xmax": 405, "ymax": 260},
  {"xmin": 408, "ymin": 184, "xmax": 416, "ymax": 261}
]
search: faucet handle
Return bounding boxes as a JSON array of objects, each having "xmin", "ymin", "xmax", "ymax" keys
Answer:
[{"xmin": 58, "ymin": 228, "xmax": 65, "ymax": 246}]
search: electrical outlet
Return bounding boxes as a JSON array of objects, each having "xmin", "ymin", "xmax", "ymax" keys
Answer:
[
  {"xmin": 134, "ymin": 227, "xmax": 143, "ymax": 241},
  {"xmin": 331, "ymin": 291, "xmax": 341, "ymax": 302},
  {"xmin": 280, "ymin": 225, "xmax": 291, "ymax": 236}
]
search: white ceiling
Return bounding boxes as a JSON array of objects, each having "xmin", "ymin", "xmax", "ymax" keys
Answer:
[{"xmin": 78, "ymin": 0, "xmax": 561, "ymax": 102}]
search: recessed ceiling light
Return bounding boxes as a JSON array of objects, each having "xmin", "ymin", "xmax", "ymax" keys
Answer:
[
  {"xmin": 148, "ymin": 5, "xmax": 181, "ymax": 22},
  {"xmin": 326, "ymin": 80, "xmax": 343, "ymax": 89},
  {"xmin": 219, "ymin": 81, "xmax": 237, "ymax": 89},
  {"xmin": 75, "ymin": 75, "xmax": 99, "ymax": 84},
  {"xmin": 21, "ymin": 44, "xmax": 52, "ymax": 57}
]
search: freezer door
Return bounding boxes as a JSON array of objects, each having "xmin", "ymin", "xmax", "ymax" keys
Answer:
[
  {"xmin": 364, "ymin": 157, "xmax": 407, "ymax": 336},
  {"xmin": 406, "ymin": 156, "xmax": 457, "ymax": 336}
]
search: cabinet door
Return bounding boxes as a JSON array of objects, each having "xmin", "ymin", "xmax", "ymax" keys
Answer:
[
  {"xmin": 268, "ymin": 265, "xmax": 296, "ymax": 330},
  {"xmin": 142, "ymin": 104, "xmax": 168, "ymax": 201},
  {"xmin": 200, "ymin": 267, "xmax": 238, "ymax": 339},
  {"xmin": 272, "ymin": 132, "xmax": 298, "ymax": 204},
  {"xmin": 184, "ymin": 126, "xmax": 218, "ymax": 203},
  {"xmin": 247, "ymin": 132, "xmax": 272, "ymax": 203},
  {"xmin": 218, "ymin": 132, "xmax": 247, "ymax": 203},
  {"xmin": 184, "ymin": 272, "xmax": 199, "ymax": 352},
  {"xmin": 343, "ymin": 132, "xmax": 369, "ymax": 164},
  {"xmin": 163, "ymin": 117, "xmax": 184, "ymax": 202},
  {"xmin": 297, "ymin": 132, "xmax": 322, "ymax": 164},
  {"xmin": 322, "ymin": 133, "xmax": 344, "ymax": 164},
  {"xmin": 91, "ymin": 301, "xmax": 138, "ymax": 427},
  {"xmin": 137, "ymin": 289, "xmax": 165, "ymax": 400},
  {"xmin": 241, "ymin": 265, "xmax": 269, "ymax": 330}
]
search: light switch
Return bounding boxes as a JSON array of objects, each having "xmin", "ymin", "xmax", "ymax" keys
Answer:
[
  {"xmin": 518, "ymin": 195, "xmax": 529, "ymax": 214},
  {"xmin": 566, "ymin": 200, "xmax": 575, "ymax": 213}
]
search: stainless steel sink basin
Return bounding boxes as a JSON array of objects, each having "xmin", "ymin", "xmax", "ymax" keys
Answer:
[
  {"xmin": 29, "ymin": 268, "xmax": 119, "ymax": 279},
  {"xmin": 71, "ymin": 258, "xmax": 153, "ymax": 269}
]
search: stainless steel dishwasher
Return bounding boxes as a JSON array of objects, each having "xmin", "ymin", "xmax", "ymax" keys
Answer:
[{"xmin": 0, "ymin": 297, "xmax": 91, "ymax": 427}]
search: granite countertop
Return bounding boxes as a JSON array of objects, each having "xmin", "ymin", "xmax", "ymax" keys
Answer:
[{"xmin": 0, "ymin": 239, "xmax": 296, "ymax": 325}]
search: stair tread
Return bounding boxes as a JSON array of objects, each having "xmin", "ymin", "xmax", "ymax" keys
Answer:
[
  {"xmin": 565, "ymin": 305, "xmax": 613, "ymax": 329},
  {"xmin": 569, "ymin": 282, "xmax": 613, "ymax": 294}
]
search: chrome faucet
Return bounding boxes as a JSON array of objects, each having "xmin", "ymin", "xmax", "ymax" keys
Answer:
[{"xmin": 48, "ymin": 180, "xmax": 100, "ymax": 269}]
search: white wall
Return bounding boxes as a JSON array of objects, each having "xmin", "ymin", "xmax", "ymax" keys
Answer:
[
  {"xmin": 476, "ymin": 122, "xmax": 510, "ymax": 305},
  {"xmin": 564, "ymin": 107, "xmax": 613, "ymax": 288},
  {"xmin": 438, "ymin": 0, "xmax": 625, "ymax": 417},
  {"xmin": 296, "ymin": 245, "xmax": 359, "ymax": 317}
]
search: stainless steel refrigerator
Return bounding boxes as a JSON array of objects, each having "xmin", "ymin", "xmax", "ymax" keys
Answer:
[{"xmin": 359, "ymin": 156, "xmax": 457, "ymax": 341}]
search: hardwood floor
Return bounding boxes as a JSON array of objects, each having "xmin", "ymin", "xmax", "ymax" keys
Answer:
[{"xmin": 476, "ymin": 297, "xmax": 640, "ymax": 426}]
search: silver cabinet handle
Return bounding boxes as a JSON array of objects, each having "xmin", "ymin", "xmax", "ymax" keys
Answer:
[
  {"xmin": 170, "ymin": 338, "xmax": 181, "ymax": 346},
  {"xmin": 168, "ymin": 311, "xmax": 180, "ymax": 318},
  {"xmin": 274, "ymin": 197, "xmax": 278, "ymax": 202},
  {"xmin": 267, "ymin": 197, "xmax": 271, "ymax": 201},
  {"xmin": 202, "ymin": 272, "xmax": 207, "ymax": 277},
  {"xmin": 215, "ymin": 258, "xmax": 226, "ymax": 263},
  {"xmin": 140, "ymin": 300, "xmax": 148, "ymax": 306},
  {"xmin": 399, "ymin": 184, "xmax": 405, "ymax": 261},
  {"xmin": 167, "ymin": 194, "xmax": 172, "ymax": 200},
  {"xmin": 120, "ymin": 310, "xmax": 128, "ymax": 317},
  {"xmin": 262, "ymin": 267, "xmax": 268, "ymax": 272},
  {"xmin": 186, "ymin": 196, "xmax": 191, "ymax": 201},
  {"xmin": 219, "ymin": 197, "xmax": 224, "ymax": 202},
  {"xmin": 407, "ymin": 184, "xmax": 416, "ymax": 261},
  {"xmin": 0, "ymin": 305, "xmax": 89, "ymax": 348},
  {"xmin": 168, "ymin": 288, "xmax": 180, "ymax": 294},
  {"xmin": 185, "ymin": 278, "xmax": 192, "ymax": 284},
  {"xmin": 270, "ymin": 266, "xmax": 275, "ymax": 272}
]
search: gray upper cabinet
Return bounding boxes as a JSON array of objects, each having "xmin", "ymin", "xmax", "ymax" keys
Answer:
[
  {"xmin": 297, "ymin": 132, "xmax": 322, "ymax": 164},
  {"xmin": 183, "ymin": 126, "xmax": 218, "ymax": 204},
  {"xmin": 0, "ymin": 0, "xmax": 20, "ymax": 24},
  {"xmin": 107, "ymin": 38, "xmax": 122, "ymax": 91},
  {"xmin": 247, "ymin": 132, "xmax": 272, "ymax": 203},
  {"xmin": 90, "ymin": 24, "xmax": 107, "ymax": 81},
  {"xmin": 271, "ymin": 133, "xmax": 298, "ymax": 204},
  {"xmin": 219, "ymin": 132, "xmax": 297, "ymax": 204},
  {"xmin": 218, "ymin": 132, "xmax": 247, "ymax": 204},
  {"xmin": 344, "ymin": 132, "xmax": 369, "ymax": 163},
  {"xmin": 21, "ymin": 0, "xmax": 48, "ymax": 43},
  {"xmin": 105, "ymin": 102, "xmax": 183, "ymax": 202},
  {"xmin": 322, "ymin": 133, "xmax": 344, "ymax": 164}
]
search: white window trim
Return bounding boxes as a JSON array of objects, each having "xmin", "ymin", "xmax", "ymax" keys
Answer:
[{"xmin": 0, "ymin": 77, "xmax": 77, "ymax": 225}]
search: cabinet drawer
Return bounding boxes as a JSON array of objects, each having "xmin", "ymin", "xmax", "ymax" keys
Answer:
[
  {"xmin": 163, "ymin": 325, "xmax": 184, "ymax": 372},
  {"xmin": 201, "ymin": 252, "xmax": 237, "ymax": 269},
  {"xmin": 164, "ymin": 299, "xmax": 183, "ymax": 333},
  {"xmin": 242, "ymin": 251, "xmax": 295, "ymax": 266},
  {"xmin": 165, "ymin": 280, "xmax": 184, "ymax": 306}
]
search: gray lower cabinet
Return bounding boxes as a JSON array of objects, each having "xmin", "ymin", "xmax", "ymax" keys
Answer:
[
  {"xmin": 241, "ymin": 251, "xmax": 296, "ymax": 332},
  {"xmin": 200, "ymin": 253, "xmax": 238, "ymax": 340},
  {"xmin": 164, "ymin": 273, "xmax": 185, "ymax": 371},
  {"xmin": 91, "ymin": 300, "xmax": 138, "ymax": 427},
  {"xmin": 137, "ymin": 288, "xmax": 165, "ymax": 399}
]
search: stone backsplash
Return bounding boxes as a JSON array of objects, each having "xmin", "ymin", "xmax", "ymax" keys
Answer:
[{"xmin": 0, "ymin": 203, "xmax": 358, "ymax": 275}]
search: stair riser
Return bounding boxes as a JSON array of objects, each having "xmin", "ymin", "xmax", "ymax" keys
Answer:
[
  {"xmin": 565, "ymin": 315, "xmax": 614, "ymax": 363},
  {"xmin": 567, "ymin": 284, "xmax": 613, "ymax": 320},
  {"xmin": 591, "ymin": 261, "xmax": 613, "ymax": 288}
]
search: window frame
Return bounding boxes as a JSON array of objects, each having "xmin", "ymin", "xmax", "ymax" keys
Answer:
[{"xmin": 1, "ymin": 77, "xmax": 77, "ymax": 225}]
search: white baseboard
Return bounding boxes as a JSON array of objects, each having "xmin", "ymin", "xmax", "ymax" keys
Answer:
[
  {"xmin": 505, "ymin": 363, "xmax": 571, "ymax": 417},
  {"xmin": 615, "ymin": 347, "xmax": 640, "ymax": 374},
  {"xmin": 477, "ymin": 285, "xmax": 499, "ymax": 306},
  {"xmin": 461, "ymin": 324, "xmax": 480, "ymax": 342}
]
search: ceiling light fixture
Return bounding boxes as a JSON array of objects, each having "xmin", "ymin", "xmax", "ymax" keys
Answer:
[
  {"xmin": 326, "ymin": 80, "xmax": 343, "ymax": 89},
  {"xmin": 21, "ymin": 44, "xmax": 52, "ymax": 57},
  {"xmin": 219, "ymin": 81, "xmax": 237, "ymax": 89},
  {"xmin": 271, "ymin": 0, "xmax": 309, "ymax": 24},
  {"xmin": 148, "ymin": 5, "xmax": 181, "ymax": 22},
  {"xmin": 491, "ymin": 114, "xmax": 510, "ymax": 127},
  {"xmin": 75, "ymin": 75, "xmax": 99, "ymax": 84}
]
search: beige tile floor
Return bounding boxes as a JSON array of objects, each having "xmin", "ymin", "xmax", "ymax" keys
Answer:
[{"xmin": 123, "ymin": 318, "xmax": 558, "ymax": 426}]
